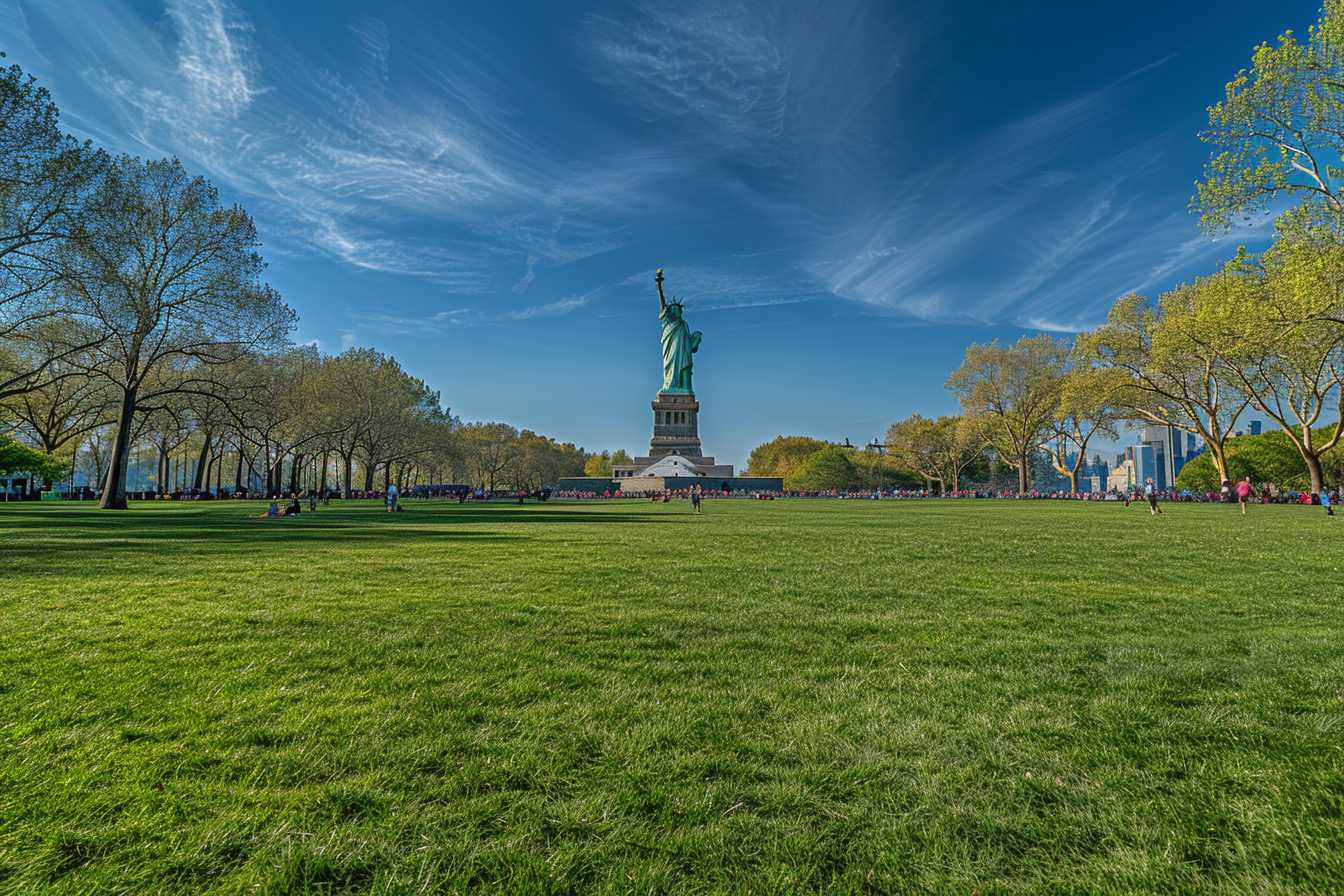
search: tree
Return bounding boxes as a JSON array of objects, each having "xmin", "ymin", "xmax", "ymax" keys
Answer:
[
  {"xmin": 460, "ymin": 422, "xmax": 518, "ymax": 493},
  {"xmin": 1201, "ymin": 210, "xmax": 1344, "ymax": 495},
  {"xmin": 503, "ymin": 431, "xmax": 586, "ymax": 490},
  {"xmin": 885, "ymin": 416, "xmax": 983, "ymax": 494},
  {"xmin": 1042, "ymin": 365, "xmax": 1126, "ymax": 494},
  {"xmin": 946, "ymin": 336, "xmax": 1066, "ymax": 495},
  {"xmin": 584, "ymin": 452, "xmax": 612, "ymax": 477},
  {"xmin": 0, "ymin": 434, "xmax": 67, "ymax": 483},
  {"xmin": 0, "ymin": 60, "xmax": 107, "ymax": 400},
  {"xmin": 746, "ymin": 435, "xmax": 829, "ymax": 478},
  {"xmin": 1076, "ymin": 291, "xmax": 1249, "ymax": 485},
  {"xmin": 61, "ymin": 156, "xmax": 293, "ymax": 508},
  {"xmin": 1175, "ymin": 427, "xmax": 1334, "ymax": 492},
  {"xmin": 3, "ymin": 335, "xmax": 112, "ymax": 456},
  {"xmin": 787, "ymin": 445, "xmax": 859, "ymax": 492},
  {"xmin": 227, "ymin": 348, "xmax": 331, "ymax": 496},
  {"xmin": 850, "ymin": 449, "xmax": 918, "ymax": 490},
  {"xmin": 1195, "ymin": 1, "xmax": 1344, "ymax": 231}
]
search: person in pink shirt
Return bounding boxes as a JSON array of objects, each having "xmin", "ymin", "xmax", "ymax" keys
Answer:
[{"xmin": 1235, "ymin": 477, "xmax": 1252, "ymax": 514}]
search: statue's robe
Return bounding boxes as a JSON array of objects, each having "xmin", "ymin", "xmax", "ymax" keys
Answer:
[{"xmin": 659, "ymin": 306, "xmax": 699, "ymax": 393}]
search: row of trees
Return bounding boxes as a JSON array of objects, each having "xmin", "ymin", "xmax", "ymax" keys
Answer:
[
  {"xmin": 862, "ymin": 2, "xmax": 1344, "ymax": 498},
  {"xmin": 749, "ymin": 2, "xmax": 1344, "ymax": 497},
  {"xmin": 0, "ymin": 58, "xmax": 586, "ymax": 505}
]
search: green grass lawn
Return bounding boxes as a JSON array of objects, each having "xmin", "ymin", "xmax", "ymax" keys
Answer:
[{"xmin": 1, "ymin": 498, "xmax": 1341, "ymax": 894}]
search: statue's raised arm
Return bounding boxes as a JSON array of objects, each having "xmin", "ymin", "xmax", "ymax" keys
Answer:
[{"xmin": 655, "ymin": 267, "xmax": 667, "ymax": 311}]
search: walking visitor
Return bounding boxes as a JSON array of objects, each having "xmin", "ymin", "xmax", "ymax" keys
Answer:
[{"xmin": 1144, "ymin": 478, "xmax": 1163, "ymax": 516}]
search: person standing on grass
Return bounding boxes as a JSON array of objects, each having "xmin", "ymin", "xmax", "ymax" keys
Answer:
[
  {"xmin": 386, "ymin": 482, "xmax": 399, "ymax": 513},
  {"xmin": 1236, "ymin": 477, "xmax": 1252, "ymax": 515},
  {"xmin": 1321, "ymin": 488, "xmax": 1335, "ymax": 517},
  {"xmin": 691, "ymin": 484, "xmax": 702, "ymax": 513},
  {"xmin": 1144, "ymin": 477, "xmax": 1163, "ymax": 516}
]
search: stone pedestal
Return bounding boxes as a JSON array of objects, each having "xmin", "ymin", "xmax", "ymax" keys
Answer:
[
  {"xmin": 610, "ymin": 389, "xmax": 734, "ymax": 482},
  {"xmin": 649, "ymin": 392, "xmax": 701, "ymax": 459}
]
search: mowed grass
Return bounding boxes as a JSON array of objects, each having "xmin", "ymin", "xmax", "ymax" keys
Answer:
[{"xmin": 0, "ymin": 498, "xmax": 1341, "ymax": 895}]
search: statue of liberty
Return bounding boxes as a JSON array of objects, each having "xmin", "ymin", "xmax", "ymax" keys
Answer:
[{"xmin": 655, "ymin": 268, "xmax": 701, "ymax": 394}]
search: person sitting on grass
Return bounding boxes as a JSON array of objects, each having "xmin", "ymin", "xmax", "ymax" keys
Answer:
[
  {"xmin": 283, "ymin": 495, "xmax": 301, "ymax": 516},
  {"xmin": 262, "ymin": 500, "xmax": 279, "ymax": 519}
]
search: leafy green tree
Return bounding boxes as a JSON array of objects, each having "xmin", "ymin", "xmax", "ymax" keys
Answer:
[
  {"xmin": 786, "ymin": 445, "xmax": 859, "ymax": 491},
  {"xmin": 1195, "ymin": 0, "xmax": 1344, "ymax": 230},
  {"xmin": 850, "ymin": 449, "xmax": 920, "ymax": 490},
  {"xmin": 884, "ymin": 415, "xmax": 942, "ymax": 489},
  {"xmin": 504, "ymin": 431, "xmax": 587, "ymax": 490},
  {"xmin": 3, "ymin": 335, "xmax": 112, "ymax": 455},
  {"xmin": 1076, "ymin": 291, "xmax": 1249, "ymax": 485},
  {"xmin": 460, "ymin": 422, "xmax": 518, "ymax": 493},
  {"xmin": 1042, "ymin": 365, "xmax": 1127, "ymax": 494},
  {"xmin": 885, "ymin": 415, "xmax": 983, "ymax": 494},
  {"xmin": 1198, "ymin": 210, "xmax": 1344, "ymax": 494},
  {"xmin": 747, "ymin": 435, "xmax": 830, "ymax": 479},
  {"xmin": 946, "ymin": 336, "xmax": 1066, "ymax": 495},
  {"xmin": 0, "ymin": 434, "xmax": 67, "ymax": 483},
  {"xmin": 1175, "ymin": 427, "xmax": 1339, "ymax": 492},
  {"xmin": 584, "ymin": 452, "xmax": 612, "ymax": 477}
]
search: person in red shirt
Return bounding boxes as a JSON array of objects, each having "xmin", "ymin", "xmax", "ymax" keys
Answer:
[{"xmin": 1235, "ymin": 477, "xmax": 1252, "ymax": 514}]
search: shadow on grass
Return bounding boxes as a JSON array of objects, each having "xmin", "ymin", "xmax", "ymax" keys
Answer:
[{"xmin": 0, "ymin": 502, "xmax": 683, "ymax": 559}]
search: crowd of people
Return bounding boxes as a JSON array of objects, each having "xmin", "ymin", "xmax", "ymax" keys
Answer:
[
  {"xmin": 547, "ymin": 480, "xmax": 1343, "ymax": 514},
  {"xmin": 36, "ymin": 478, "xmax": 1344, "ymax": 519}
]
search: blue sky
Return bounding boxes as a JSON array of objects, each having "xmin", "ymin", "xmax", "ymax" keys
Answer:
[{"xmin": 0, "ymin": 0, "xmax": 1314, "ymax": 465}]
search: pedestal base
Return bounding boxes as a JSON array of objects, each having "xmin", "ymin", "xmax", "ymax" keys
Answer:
[{"xmin": 649, "ymin": 392, "xmax": 701, "ymax": 459}]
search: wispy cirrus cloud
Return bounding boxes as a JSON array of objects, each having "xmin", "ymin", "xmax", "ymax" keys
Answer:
[
  {"xmin": 586, "ymin": 0, "xmax": 906, "ymax": 173},
  {"xmin": 349, "ymin": 289, "xmax": 600, "ymax": 335},
  {"xmin": 802, "ymin": 56, "xmax": 1250, "ymax": 330},
  {"xmin": 619, "ymin": 264, "xmax": 824, "ymax": 312},
  {"xmin": 6, "ymin": 0, "xmax": 1255, "ymax": 340},
  {"xmin": 4, "ymin": 0, "xmax": 680, "ymax": 297},
  {"xmin": 168, "ymin": 0, "xmax": 258, "ymax": 120}
]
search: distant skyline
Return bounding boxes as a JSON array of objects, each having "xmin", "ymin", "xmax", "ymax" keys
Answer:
[{"xmin": 0, "ymin": 0, "xmax": 1316, "ymax": 465}]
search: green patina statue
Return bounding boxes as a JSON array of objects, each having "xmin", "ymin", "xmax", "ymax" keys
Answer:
[{"xmin": 655, "ymin": 268, "xmax": 701, "ymax": 394}]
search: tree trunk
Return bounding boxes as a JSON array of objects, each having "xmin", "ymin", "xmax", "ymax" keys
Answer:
[
  {"xmin": 1304, "ymin": 452, "xmax": 1325, "ymax": 496},
  {"xmin": 383, "ymin": 462, "xmax": 391, "ymax": 492},
  {"xmin": 192, "ymin": 433, "xmax": 212, "ymax": 491},
  {"xmin": 261, "ymin": 436, "xmax": 272, "ymax": 495},
  {"xmin": 1017, "ymin": 450, "xmax": 1030, "ymax": 495},
  {"xmin": 364, "ymin": 462, "xmax": 375, "ymax": 492},
  {"xmin": 100, "ymin": 388, "xmax": 138, "ymax": 509},
  {"xmin": 289, "ymin": 452, "xmax": 303, "ymax": 495},
  {"xmin": 1067, "ymin": 469, "xmax": 1079, "ymax": 496},
  {"xmin": 342, "ymin": 453, "xmax": 354, "ymax": 498},
  {"xmin": 234, "ymin": 441, "xmax": 245, "ymax": 493},
  {"xmin": 1207, "ymin": 443, "xmax": 1230, "ymax": 487}
]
